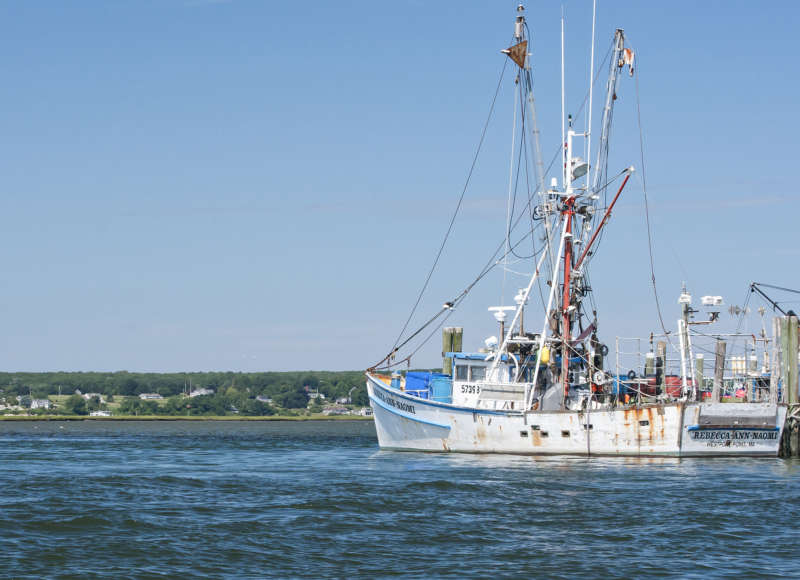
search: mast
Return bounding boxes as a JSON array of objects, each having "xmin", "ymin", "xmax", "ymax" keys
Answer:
[
  {"xmin": 560, "ymin": 12, "xmax": 566, "ymax": 188},
  {"xmin": 498, "ymin": 9, "xmax": 634, "ymax": 411},
  {"xmin": 561, "ymin": 198, "xmax": 575, "ymax": 402},
  {"xmin": 560, "ymin": 120, "xmax": 579, "ymax": 404},
  {"xmin": 585, "ymin": 0, "xmax": 596, "ymax": 193}
]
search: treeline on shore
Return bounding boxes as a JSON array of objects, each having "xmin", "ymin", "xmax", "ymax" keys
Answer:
[{"xmin": 0, "ymin": 371, "xmax": 369, "ymax": 417}]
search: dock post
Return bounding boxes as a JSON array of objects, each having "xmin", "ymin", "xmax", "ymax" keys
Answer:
[
  {"xmin": 441, "ymin": 326, "xmax": 463, "ymax": 376},
  {"xmin": 645, "ymin": 352, "xmax": 654, "ymax": 376},
  {"xmin": 442, "ymin": 328, "xmax": 454, "ymax": 376},
  {"xmin": 656, "ymin": 341, "xmax": 666, "ymax": 392},
  {"xmin": 781, "ymin": 316, "xmax": 799, "ymax": 405},
  {"xmin": 712, "ymin": 339, "xmax": 726, "ymax": 402},
  {"xmin": 696, "ymin": 354, "xmax": 704, "ymax": 396},
  {"xmin": 770, "ymin": 317, "xmax": 782, "ymax": 404},
  {"xmin": 452, "ymin": 327, "xmax": 463, "ymax": 355}
]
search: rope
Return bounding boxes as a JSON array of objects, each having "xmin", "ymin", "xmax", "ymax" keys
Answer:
[
  {"xmin": 634, "ymin": 52, "xmax": 671, "ymax": 341},
  {"xmin": 371, "ymin": 216, "xmax": 548, "ymax": 370},
  {"xmin": 389, "ymin": 59, "xmax": 509, "ymax": 356}
]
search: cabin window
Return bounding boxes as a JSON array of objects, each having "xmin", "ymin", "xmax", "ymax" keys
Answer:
[
  {"xmin": 561, "ymin": 430, "xmax": 570, "ymax": 438},
  {"xmin": 540, "ymin": 431, "xmax": 549, "ymax": 438},
  {"xmin": 455, "ymin": 365, "xmax": 468, "ymax": 381},
  {"xmin": 639, "ymin": 420, "xmax": 650, "ymax": 426},
  {"xmin": 519, "ymin": 431, "xmax": 528, "ymax": 438},
  {"xmin": 470, "ymin": 366, "xmax": 486, "ymax": 381},
  {"xmin": 531, "ymin": 425, "xmax": 540, "ymax": 431}
]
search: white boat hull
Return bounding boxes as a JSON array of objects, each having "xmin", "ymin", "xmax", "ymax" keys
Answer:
[{"xmin": 367, "ymin": 374, "xmax": 787, "ymax": 457}]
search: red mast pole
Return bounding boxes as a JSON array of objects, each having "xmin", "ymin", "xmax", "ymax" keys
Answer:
[{"xmin": 561, "ymin": 198, "xmax": 575, "ymax": 402}]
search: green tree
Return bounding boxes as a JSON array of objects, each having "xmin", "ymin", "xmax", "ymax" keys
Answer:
[
  {"xmin": 63, "ymin": 395, "xmax": 88, "ymax": 415},
  {"xmin": 351, "ymin": 385, "xmax": 369, "ymax": 406},
  {"xmin": 86, "ymin": 396, "xmax": 102, "ymax": 412},
  {"xmin": 118, "ymin": 378, "xmax": 139, "ymax": 396},
  {"xmin": 301, "ymin": 374, "xmax": 319, "ymax": 390},
  {"xmin": 275, "ymin": 388, "xmax": 308, "ymax": 409}
]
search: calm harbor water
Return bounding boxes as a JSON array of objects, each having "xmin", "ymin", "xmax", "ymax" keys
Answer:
[{"xmin": 1, "ymin": 420, "xmax": 799, "ymax": 579}]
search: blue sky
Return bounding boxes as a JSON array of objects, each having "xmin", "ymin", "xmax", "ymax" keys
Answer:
[{"xmin": 0, "ymin": 1, "xmax": 798, "ymax": 372}]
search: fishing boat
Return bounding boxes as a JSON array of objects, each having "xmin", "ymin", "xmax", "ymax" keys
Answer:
[{"xmin": 365, "ymin": 5, "xmax": 787, "ymax": 456}]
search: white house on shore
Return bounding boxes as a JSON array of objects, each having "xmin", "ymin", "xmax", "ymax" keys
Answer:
[
  {"xmin": 90, "ymin": 410, "xmax": 111, "ymax": 417},
  {"xmin": 82, "ymin": 393, "xmax": 106, "ymax": 403},
  {"xmin": 30, "ymin": 399, "xmax": 52, "ymax": 410},
  {"xmin": 189, "ymin": 388, "xmax": 214, "ymax": 398},
  {"xmin": 138, "ymin": 393, "xmax": 163, "ymax": 400}
]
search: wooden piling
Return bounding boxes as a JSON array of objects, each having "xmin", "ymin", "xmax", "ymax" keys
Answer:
[
  {"xmin": 781, "ymin": 316, "xmax": 799, "ymax": 405},
  {"xmin": 442, "ymin": 327, "xmax": 463, "ymax": 376},
  {"xmin": 442, "ymin": 328, "xmax": 454, "ymax": 376},
  {"xmin": 770, "ymin": 317, "xmax": 782, "ymax": 404},
  {"xmin": 712, "ymin": 339, "xmax": 726, "ymax": 402},
  {"xmin": 452, "ymin": 327, "xmax": 463, "ymax": 354},
  {"xmin": 780, "ymin": 406, "xmax": 800, "ymax": 458},
  {"xmin": 645, "ymin": 352, "xmax": 654, "ymax": 376},
  {"xmin": 656, "ymin": 341, "xmax": 666, "ymax": 392},
  {"xmin": 696, "ymin": 354, "xmax": 704, "ymax": 394}
]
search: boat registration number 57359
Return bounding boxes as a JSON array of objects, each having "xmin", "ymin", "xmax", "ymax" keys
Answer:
[{"xmin": 460, "ymin": 384, "xmax": 481, "ymax": 395}]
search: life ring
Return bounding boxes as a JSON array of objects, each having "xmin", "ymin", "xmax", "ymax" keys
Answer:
[
  {"xmin": 600, "ymin": 344, "xmax": 609, "ymax": 357},
  {"xmin": 627, "ymin": 369, "xmax": 637, "ymax": 380}
]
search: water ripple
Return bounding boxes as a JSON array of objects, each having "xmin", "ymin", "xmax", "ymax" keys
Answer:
[{"xmin": 0, "ymin": 420, "xmax": 798, "ymax": 578}]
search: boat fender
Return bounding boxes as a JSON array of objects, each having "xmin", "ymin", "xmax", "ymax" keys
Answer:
[
  {"xmin": 600, "ymin": 344, "xmax": 609, "ymax": 357},
  {"xmin": 627, "ymin": 369, "xmax": 637, "ymax": 380},
  {"xmin": 540, "ymin": 346, "xmax": 550, "ymax": 364}
]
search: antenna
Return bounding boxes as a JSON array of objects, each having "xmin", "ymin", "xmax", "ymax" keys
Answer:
[
  {"xmin": 585, "ymin": 0, "xmax": 596, "ymax": 192},
  {"xmin": 561, "ymin": 8, "xmax": 566, "ymax": 188}
]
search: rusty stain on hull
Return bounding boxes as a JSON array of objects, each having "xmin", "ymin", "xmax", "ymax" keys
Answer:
[{"xmin": 476, "ymin": 425, "xmax": 487, "ymax": 445}]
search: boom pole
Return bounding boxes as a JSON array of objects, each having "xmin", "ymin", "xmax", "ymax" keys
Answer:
[{"xmin": 574, "ymin": 168, "xmax": 633, "ymax": 270}]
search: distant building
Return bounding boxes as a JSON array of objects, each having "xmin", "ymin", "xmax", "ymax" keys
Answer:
[
  {"xmin": 90, "ymin": 410, "xmax": 111, "ymax": 417},
  {"xmin": 138, "ymin": 393, "xmax": 163, "ymax": 400},
  {"xmin": 189, "ymin": 388, "xmax": 215, "ymax": 398},
  {"xmin": 256, "ymin": 396, "xmax": 273, "ymax": 404},
  {"xmin": 336, "ymin": 397, "xmax": 350, "ymax": 405},
  {"xmin": 359, "ymin": 407, "xmax": 373, "ymax": 417},
  {"xmin": 323, "ymin": 406, "xmax": 350, "ymax": 416},
  {"xmin": 82, "ymin": 393, "xmax": 106, "ymax": 403},
  {"xmin": 30, "ymin": 399, "xmax": 52, "ymax": 410}
]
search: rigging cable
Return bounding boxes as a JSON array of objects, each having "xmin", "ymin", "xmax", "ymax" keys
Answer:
[
  {"xmin": 502, "ymin": 69, "xmax": 520, "ymax": 305},
  {"xmin": 380, "ymin": 41, "xmax": 616, "ymax": 369},
  {"xmin": 633, "ymin": 49, "xmax": 671, "ymax": 339},
  {"xmin": 388, "ymin": 59, "xmax": 509, "ymax": 357},
  {"xmin": 374, "ymin": 216, "xmax": 548, "ymax": 369},
  {"xmin": 404, "ymin": 221, "xmax": 550, "ymax": 363}
]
